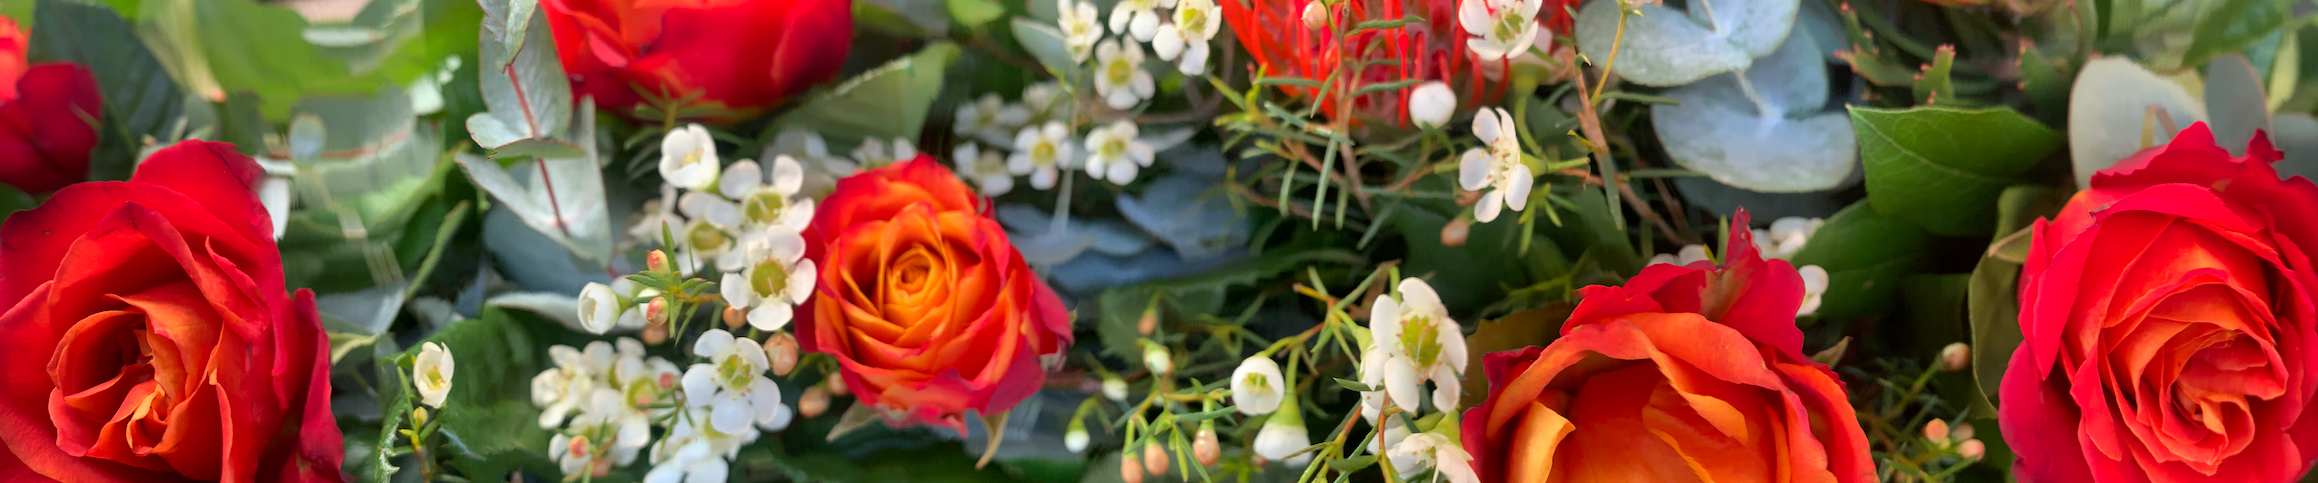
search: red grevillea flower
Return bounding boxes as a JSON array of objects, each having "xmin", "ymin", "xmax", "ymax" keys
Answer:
[{"xmin": 1220, "ymin": 0, "xmax": 1507, "ymax": 128}]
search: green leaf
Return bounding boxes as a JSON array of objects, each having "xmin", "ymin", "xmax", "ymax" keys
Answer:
[
  {"xmin": 1852, "ymin": 106, "xmax": 2064, "ymax": 237},
  {"xmin": 2181, "ymin": 0, "xmax": 2288, "ymax": 69},
  {"xmin": 1651, "ymin": 29, "xmax": 1856, "ymax": 192},
  {"xmin": 144, "ymin": 0, "xmax": 381, "ymax": 119},
  {"xmin": 2067, "ymin": 57, "xmax": 2206, "ymax": 189},
  {"xmin": 772, "ymin": 42, "xmax": 962, "ymax": 149},
  {"xmin": 1992, "ymin": 185, "xmax": 2069, "ymax": 242},
  {"xmin": 1459, "ymin": 304, "xmax": 1571, "ymax": 407},
  {"xmin": 1965, "ymin": 235, "xmax": 2028, "ymax": 417},
  {"xmin": 1010, "ymin": 19, "xmax": 1079, "ymax": 79},
  {"xmin": 947, "ymin": 0, "xmax": 1006, "ymax": 29},
  {"xmin": 1573, "ymin": 0, "xmax": 1801, "ymax": 86},
  {"xmin": 1789, "ymin": 201, "xmax": 1935, "ymax": 322},
  {"xmin": 1093, "ymin": 247, "xmax": 1362, "ymax": 358},
  {"xmin": 2205, "ymin": 53, "xmax": 2273, "ymax": 154},
  {"xmin": 0, "ymin": 185, "xmax": 35, "ymax": 219},
  {"xmin": 27, "ymin": 0, "xmax": 193, "ymax": 182},
  {"xmin": 466, "ymin": 0, "xmax": 572, "ymax": 150},
  {"xmin": 456, "ymin": 96, "xmax": 613, "ymax": 264},
  {"xmin": 416, "ymin": 308, "xmax": 562, "ymax": 483}
]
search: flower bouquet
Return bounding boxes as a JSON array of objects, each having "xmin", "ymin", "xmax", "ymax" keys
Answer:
[{"xmin": 2, "ymin": 0, "xmax": 2316, "ymax": 481}]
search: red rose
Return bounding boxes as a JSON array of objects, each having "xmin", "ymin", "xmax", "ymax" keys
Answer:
[
  {"xmin": 540, "ymin": 0, "xmax": 853, "ymax": 119},
  {"xmin": 1462, "ymin": 211, "xmax": 1873, "ymax": 483},
  {"xmin": 0, "ymin": 141, "xmax": 344, "ymax": 482},
  {"xmin": 797, "ymin": 156, "xmax": 1072, "ymax": 431},
  {"xmin": 0, "ymin": 15, "xmax": 103, "ymax": 195},
  {"xmin": 2003, "ymin": 123, "xmax": 2318, "ymax": 482},
  {"xmin": 1219, "ymin": 0, "xmax": 1505, "ymax": 127}
]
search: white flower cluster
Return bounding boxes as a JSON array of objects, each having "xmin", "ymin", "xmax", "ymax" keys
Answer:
[
  {"xmin": 576, "ymin": 278, "xmax": 654, "ymax": 334},
  {"xmin": 531, "ymin": 339, "xmax": 682, "ymax": 479},
  {"xmin": 1056, "ymin": 0, "xmax": 1218, "ymax": 108},
  {"xmin": 643, "ymin": 125, "xmax": 817, "ymax": 334},
  {"xmin": 952, "ymin": 82, "xmax": 1160, "ymax": 191},
  {"xmin": 1328, "ymin": 277, "xmax": 1478, "ymax": 480}
]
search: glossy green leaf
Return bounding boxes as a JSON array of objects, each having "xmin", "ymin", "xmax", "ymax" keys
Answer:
[
  {"xmin": 1852, "ymin": 106, "xmax": 2063, "ymax": 237},
  {"xmin": 1789, "ymin": 201, "xmax": 1935, "ymax": 322},
  {"xmin": 2180, "ymin": 0, "xmax": 2288, "ymax": 70},
  {"xmin": 27, "ymin": 0, "xmax": 194, "ymax": 182},
  {"xmin": 772, "ymin": 42, "xmax": 961, "ymax": 149},
  {"xmin": 1965, "ymin": 231, "xmax": 2030, "ymax": 417}
]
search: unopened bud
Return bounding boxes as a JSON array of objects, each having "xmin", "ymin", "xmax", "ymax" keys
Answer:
[
  {"xmin": 1301, "ymin": 2, "xmax": 1326, "ymax": 29},
  {"xmin": 645, "ymin": 297, "xmax": 669, "ymax": 326},
  {"xmin": 826, "ymin": 374, "xmax": 850, "ymax": 396},
  {"xmin": 1441, "ymin": 216, "xmax": 1471, "ymax": 247},
  {"xmin": 1142, "ymin": 343, "xmax": 1173, "ymax": 377},
  {"xmin": 647, "ymin": 250, "xmax": 669, "ymax": 272},
  {"xmin": 723, "ymin": 306, "xmax": 747, "ymax": 329},
  {"xmin": 1923, "ymin": 419, "xmax": 1951, "ymax": 446},
  {"xmin": 1143, "ymin": 442, "xmax": 1170, "ymax": 475},
  {"xmin": 1103, "ymin": 376, "xmax": 1129, "ymax": 402},
  {"xmin": 411, "ymin": 407, "xmax": 430, "ymax": 428},
  {"xmin": 1138, "ymin": 306, "xmax": 1158, "ymax": 336},
  {"xmin": 1193, "ymin": 428, "xmax": 1220, "ymax": 466},
  {"xmin": 641, "ymin": 320, "xmax": 669, "ymax": 345},
  {"xmin": 1950, "ymin": 422, "xmax": 1975, "ymax": 442},
  {"xmin": 1065, "ymin": 418, "xmax": 1091, "ymax": 453},
  {"xmin": 1957, "ymin": 439, "xmax": 1986, "ymax": 460},
  {"xmin": 799, "ymin": 385, "xmax": 832, "ymax": 418},
  {"xmin": 1120, "ymin": 454, "xmax": 1145, "ymax": 483},
  {"xmin": 1940, "ymin": 343, "xmax": 1971, "ymax": 372},
  {"xmin": 765, "ymin": 332, "xmax": 800, "ymax": 376},
  {"xmin": 592, "ymin": 458, "xmax": 613, "ymax": 477}
]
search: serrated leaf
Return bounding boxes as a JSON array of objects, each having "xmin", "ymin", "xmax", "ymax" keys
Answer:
[
  {"xmin": 1651, "ymin": 30, "xmax": 1855, "ymax": 192},
  {"xmin": 1852, "ymin": 106, "xmax": 2062, "ymax": 237},
  {"xmin": 1574, "ymin": 0, "xmax": 1801, "ymax": 86},
  {"xmin": 772, "ymin": 43, "xmax": 961, "ymax": 148},
  {"xmin": 2068, "ymin": 57, "xmax": 2207, "ymax": 189}
]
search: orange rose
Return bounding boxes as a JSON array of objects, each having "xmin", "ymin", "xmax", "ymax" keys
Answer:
[
  {"xmin": 796, "ymin": 156, "xmax": 1071, "ymax": 430},
  {"xmin": 1461, "ymin": 211, "xmax": 1873, "ymax": 483}
]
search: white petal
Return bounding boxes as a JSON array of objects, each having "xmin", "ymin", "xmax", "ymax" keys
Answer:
[
  {"xmin": 770, "ymin": 156, "xmax": 806, "ymax": 195},
  {"xmin": 1678, "ymin": 244, "xmax": 1712, "ymax": 265},
  {"xmin": 787, "ymin": 259, "xmax": 819, "ymax": 304},
  {"xmin": 1130, "ymin": 11, "xmax": 1161, "ymax": 41},
  {"xmin": 1799, "ymin": 264, "xmax": 1830, "ymax": 294},
  {"xmin": 749, "ymin": 302, "xmax": 793, "ymax": 332},
  {"xmin": 1106, "ymin": 160, "xmax": 1139, "ymax": 184},
  {"xmin": 720, "ymin": 159, "xmax": 764, "ymax": 198},
  {"xmin": 1152, "ymin": 26, "xmax": 1185, "ymax": 61},
  {"xmin": 1457, "ymin": 0, "xmax": 1493, "ymax": 36},
  {"xmin": 693, "ymin": 329, "xmax": 736, "ymax": 358},
  {"xmin": 1129, "ymin": 142, "xmax": 1155, "ymax": 166},
  {"xmin": 1384, "ymin": 360, "xmax": 1422, "ymax": 411},
  {"xmin": 1471, "ymin": 107, "xmax": 1502, "ymax": 144},
  {"xmin": 1474, "ymin": 190, "xmax": 1504, "ymax": 222},
  {"xmin": 749, "ymin": 377, "xmax": 783, "ymax": 421},
  {"xmin": 687, "ymin": 459, "xmax": 729, "ymax": 483},
  {"xmin": 1504, "ymin": 165, "xmax": 1534, "ymax": 211},
  {"xmin": 1109, "ymin": 5, "xmax": 1133, "ymax": 34},
  {"xmin": 709, "ymin": 395, "xmax": 753, "ymax": 436},
  {"xmin": 1467, "ymin": 38, "xmax": 1510, "ymax": 62},
  {"xmin": 680, "ymin": 365, "xmax": 719, "ymax": 404},
  {"xmin": 1176, "ymin": 43, "xmax": 1210, "ymax": 76},
  {"xmin": 1458, "ymin": 150, "xmax": 1491, "ymax": 190},
  {"xmin": 1430, "ymin": 365, "xmax": 1462, "ymax": 411},
  {"xmin": 721, "ymin": 273, "xmax": 755, "ymax": 309},
  {"xmin": 1368, "ymin": 295, "xmax": 1403, "ymax": 347},
  {"xmin": 1032, "ymin": 167, "xmax": 1059, "ymax": 190}
]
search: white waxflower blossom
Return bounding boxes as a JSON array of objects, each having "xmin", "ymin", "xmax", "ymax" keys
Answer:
[
  {"xmin": 1109, "ymin": 0, "xmax": 1172, "ymax": 41},
  {"xmin": 764, "ymin": 129, "xmax": 860, "ymax": 199},
  {"xmin": 681, "ymin": 330, "xmax": 786, "ymax": 435},
  {"xmin": 644, "ymin": 439, "xmax": 729, "ymax": 483},
  {"xmin": 1058, "ymin": 0, "xmax": 1105, "ymax": 63},
  {"xmin": 572, "ymin": 388, "xmax": 650, "ymax": 465},
  {"xmin": 1798, "ymin": 264, "xmax": 1830, "ymax": 317},
  {"xmin": 1408, "ymin": 81, "xmax": 1456, "ymax": 129},
  {"xmin": 953, "ymin": 143, "xmax": 1017, "ymax": 196},
  {"xmin": 1387, "ymin": 433, "xmax": 1480, "ymax": 483},
  {"xmin": 413, "ymin": 342, "xmax": 455, "ymax": 408},
  {"xmin": 577, "ymin": 282, "xmax": 623, "ymax": 334},
  {"xmin": 1093, "ymin": 39, "xmax": 1156, "ymax": 109},
  {"xmin": 1253, "ymin": 397, "xmax": 1312, "ymax": 466},
  {"xmin": 533, "ymin": 343, "xmax": 614, "ymax": 429},
  {"xmin": 711, "ymin": 157, "xmax": 815, "ymax": 234},
  {"xmin": 1647, "ymin": 244, "xmax": 1712, "ymax": 266},
  {"xmin": 851, "ymin": 137, "xmax": 919, "ymax": 169},
  {"xmin": 674, "ymin": 213, "xmax": 745, "ymax": 273},
  {"xmin": 1230, "ymin": 356, "xmax": 1285, "ymax": 415},
  {"xmin": 1752, "ymin": 216, "xmax": 1825, "ymax": 260},
  {"xmin": 1150, "ymin": 0, "xmax": 1220, "ymax": 75},
  {"xmin": 955, "ymin": 93, "xmax": 1032, "ymax": 146},
  {"xmin": 1083, "ymin": 120, "xmax": 1154, "ymax": 184},
  {"xmin": 1009, "ymin": 121, "xmax": 1079, "ymax": 190},
  {"xmin": 660, "ymin": 124, "xmax": 721, "ymax": 191},
  {"xmin": 719, "ymin": 231, "xmax": 815, "ymax": 332},
  {"xmin": 1359, "ymin": 278, "xmax": 1469, "ymax": 415},
  {"xmin": 549, "ymin": 432, "xmax": 600, "ymax": 477},
  {"xmin": 1457, "ymin": 0, "xmax": 1543, "ymax": 61},
  {"xmin": 1364, "ymin": 415, "xmax": 1411, "ymax": 455},
  {"xmin": 1456, "ymin": 107, "xmax": 1531, "ymax": 223}
]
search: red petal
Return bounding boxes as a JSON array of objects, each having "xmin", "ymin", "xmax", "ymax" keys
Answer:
[{"xmin": 0, "ymin": 63, "xmax": 102, "ymax": 195}]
